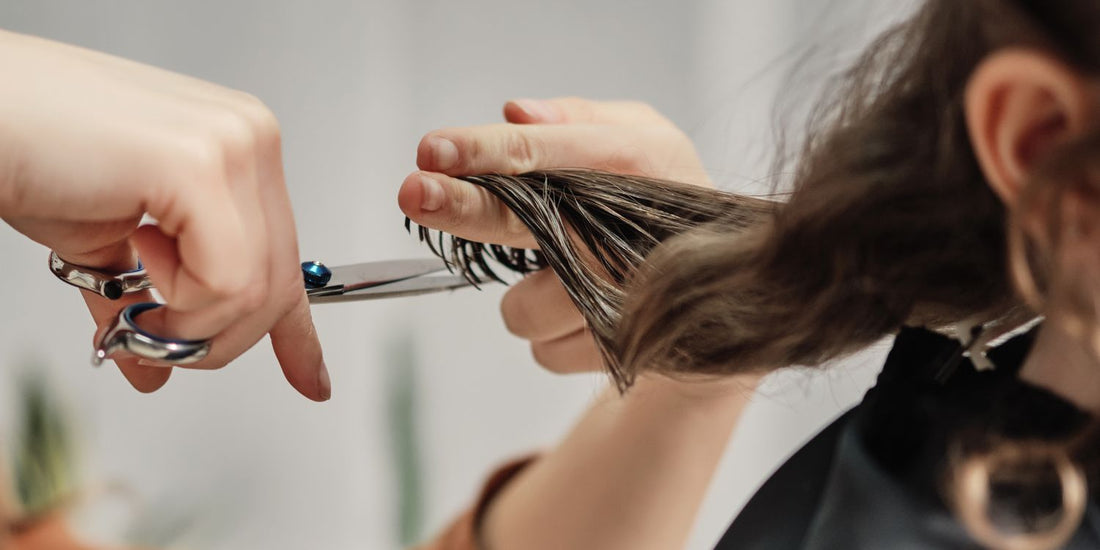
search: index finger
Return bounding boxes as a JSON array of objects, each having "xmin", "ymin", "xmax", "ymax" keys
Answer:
[
  {"xmin": 503, "ymin": 97, "xmax": 673, "ymax": 126},
  {"xmin": 416, "ymin": 123, "xmax": 676, "ymax": 178}
]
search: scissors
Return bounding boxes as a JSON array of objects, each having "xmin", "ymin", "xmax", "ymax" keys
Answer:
[{"xmin": 48, "ymin": 252, "xmax": 475, "ymax": 366}]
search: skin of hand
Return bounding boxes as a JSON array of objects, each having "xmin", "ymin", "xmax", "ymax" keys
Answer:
[
  {"xmin": 401, "ymin": 99, "xmax": 762, "ymax": 549},
  {"xmin": 0, "ymin": 30, "xmax": 329, "ymax": 401},
  {"xmin": 398, "ymin": 97, "xmax": 711, "ymax": 373}
]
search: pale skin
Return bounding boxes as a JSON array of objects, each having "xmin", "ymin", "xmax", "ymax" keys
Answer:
[
  {"xmin": 11, "ymin": 16, "xmax": 1100, "ymax": 550},
  {"xmin": 400, "ymin": 98, "xmax": 760, "ymax": 550},
  {"xmin": 403, "ymin": 46, "xmax": 1100, "ymax": 548},
  {"xmin": 8, "ymin": 24, "xmax": 1100, "ymax": 550},
  {"xmin": 964, "ymin": 49, "xmax": 1100, "ymax": 414},
  {"xmin": 0, "ymin": 30, "xmax": 329, "ymax": 401},
  {"xmin": 0, "ymin": 29, "xmax": 755, "ymax": 549}
]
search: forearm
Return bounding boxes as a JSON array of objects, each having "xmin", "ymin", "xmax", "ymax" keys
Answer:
[
  {"xmin": 481, "ymin": 373, "xmax": 760, "ymax": 550},
  {"xmin": 0, "ymin": 29, "xmax": 27, "ymax": 219}
]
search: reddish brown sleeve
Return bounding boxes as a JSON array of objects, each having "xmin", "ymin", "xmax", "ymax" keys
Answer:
[{"xmin": 413, "ymin": 456, "xmax": 538, "ymax": 550}]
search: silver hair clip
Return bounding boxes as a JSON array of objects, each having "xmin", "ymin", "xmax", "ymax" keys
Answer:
[
  {"xmin": 48, "ymin": 251, "xmax": 153, "ymax": 300},
  {"xmin": 948, "ymin": 309, "xmax": 1043, "ymax": 372}
]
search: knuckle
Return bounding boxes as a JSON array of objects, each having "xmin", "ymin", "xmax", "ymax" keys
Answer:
[
  {"xmin": 239, "ymin": 95, "xmax": 282, "ymax": 148},
  {"xmin": 625, "ymin": 100, "xmax": 657, "ymax": 116},
  {"xmin": 496, "ymin": 198, "xmax": 530, "ymax": 241},
  {"xmin": 180, "ymin": 137, "xmax": 228, "ymax": 182},
  {"xmin": 238, "ymin": 278, "xmax": 269, "ymax": 313},
  {"xmin": 608, "ymin": 146, "xmax": 650, "ymax": 173},
  {"xmin": 530, "ymin": 341, "xmax": 552, "ymax": 368},
  {"xmin": 213, "ymin": 108, "xmax": 258, "ymax": 155},
  {"xmin": 499, "ymin": 287, "xmax": 533, "ymax": 337},
  {"xmin": 0, "ymin": 151, "xmax": 28, "ymax": 217},
  {"xmin": 504, "ymin": 132, "xmax": 541, "ymax": 172},
  {"xmin": 627, "ymin": 101, "xmax": 671, "ymax": 125},
  {"xmin": 557, "ymin": 96, "xmax": 593, "ymax": 121},
  {"xmin": 212, "ymin": 271, "xmax": 249, "ymax": 299},
  {"xmin": 457, "ymin": 133, "xmax": 480, "ymax": 171},
  {"xmin": 529, "ymin": 342, "xmax": 570, "ymax": 374},
  {"xmin": 271, "ymin": 266, "xmax": 307, "ymax": 312},
  {"xmin": 198, "ymin": 250, "xmax": 257, "ymax": 300},
  {"xmin": 443, "ymin": 179, "xmax": 472, "ymax": 227},
  {"xmin": 656, "ymin": 124, "xmax": 692, "ymax": 147},
  {"xmin": 234, "ymin": 91, "xmax": 269, "ymax": 116}
]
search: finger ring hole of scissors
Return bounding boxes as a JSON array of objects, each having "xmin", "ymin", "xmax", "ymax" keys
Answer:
[{"xmin": 94, "ymin": 303, "xmax": 211, "ymax": 366}]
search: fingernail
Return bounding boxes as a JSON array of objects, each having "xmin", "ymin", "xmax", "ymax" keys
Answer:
[
  {"xmin": 137, "ymin": 359, "xmax": 174, "ymax": 368},
  {"xmin": 419, "ymin": 175, "xmax": 446, "ymax": 212},
  {"xmin": 317, "ymin": 362, "xmax": 332, "ymax": 401},
  {"xmin": 512, "ymin": 99, "xmax": 559, "ymax": 122},
  {"xmin": 427, "ymin": 136, "xmax": 458, "ymax": 170}
]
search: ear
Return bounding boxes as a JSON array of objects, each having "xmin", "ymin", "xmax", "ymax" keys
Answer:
[{"xmin": 965, "ymin": 49, "xmax": 1094, "ymax": 209}]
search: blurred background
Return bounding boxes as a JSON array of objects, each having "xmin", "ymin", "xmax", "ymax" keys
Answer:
[{"xmin": 0, "ymin": 1, "xmax": 908, "ymax": 548}]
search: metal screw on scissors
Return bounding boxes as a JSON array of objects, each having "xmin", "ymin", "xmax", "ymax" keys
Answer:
[{"xmin": 49, "ymin": 252, "xmax": 476, "ymax": 365}]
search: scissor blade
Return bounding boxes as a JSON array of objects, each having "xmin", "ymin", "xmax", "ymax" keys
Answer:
[
  {"xmin": 314, "ymin": 258, "xmax": 451, "ymax": 296},
  {"xmin": 308, "ymin": 275, "xmax": 476, "ymax": 304}
]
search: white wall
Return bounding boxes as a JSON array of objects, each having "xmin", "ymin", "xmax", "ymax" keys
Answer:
[{"xmin": 0, "ymin": 1, "xmax": 904, "ymax": 548}]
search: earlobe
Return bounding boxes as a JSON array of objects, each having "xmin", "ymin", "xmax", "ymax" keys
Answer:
[{"xmin": 964, "ymin": 49, "xmax": 1093, "ymax": 208}]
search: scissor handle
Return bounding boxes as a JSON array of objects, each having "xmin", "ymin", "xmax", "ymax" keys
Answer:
[
  {"xmin": 84, "ymin": 261, "xmax": 327, "ymax": 366},
  {"xmin": 93, "ymin": 303, "xmax": 211, "ymax": 366},
  {"xmin": 67, "ymin": 254, "xmax": 466, "ymax": 365},
  {"xmin": 49, "ymin": 251, "xmax": 153, "ymax": 300}
]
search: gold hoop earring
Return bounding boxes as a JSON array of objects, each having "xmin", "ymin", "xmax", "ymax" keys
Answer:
[{"xmin": 953, "ymin": 445, "xmax": 1087, "ymax": 550}]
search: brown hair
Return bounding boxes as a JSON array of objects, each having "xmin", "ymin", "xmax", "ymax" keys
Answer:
[
  {"xmin": 409, "ymin": 170, "xmax": 775, "ymax": 389},
  {"xmin": 411, "ymin": 0, "xmax": 1100, "ymax": 545},
  {"xmin": 618, "ymin": 0, "xmax": 1100, "ymax": 381},
  {"xmin": 618, "ymin": 1, "xmax": 1100, "ymax": 547},
  {"xmin": 413, "ymin": 1, "xmax": 1100, "ymax": 388}
]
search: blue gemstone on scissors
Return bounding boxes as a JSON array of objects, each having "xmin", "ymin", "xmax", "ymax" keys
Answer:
[{"xmin": 301, "ymin": 261, "xmax": 332, "ymax": 288}]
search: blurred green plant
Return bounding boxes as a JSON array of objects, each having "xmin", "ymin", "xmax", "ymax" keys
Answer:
[
  {"xmin": 5, "ymin": 365, "xmax": 234, "ymax": 549},
  {"xmin": 12, "ymin": 369, "xmax": 77, "ymax": 522}
]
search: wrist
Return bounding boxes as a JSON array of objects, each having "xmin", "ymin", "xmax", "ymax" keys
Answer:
[
  {"xmin": 0, "ymin": 31, "xmax": 38, "ymax": 220},
  {"xmin": 630, "ymin": 371, "xmax": 762, "ymax": 405},
  {"xmin": 0, "ymin": 100, "xmax": 25, "ymax": 221},
  {"xmin": 611, "ymin": 372, "xmax": 761, "ymax": 433},
  {"xmin": 0, "ymin": 151, "xmax": 17, "ymax": 220}
]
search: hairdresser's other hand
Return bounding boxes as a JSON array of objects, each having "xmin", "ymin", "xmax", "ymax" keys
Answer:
[
  {"xmin": 399, "ymin": 97, "xmax": 709, "ymax": 373},
  {"xmin": 0, "ymin": 30, "xmax": 328, "ymax": 400}
]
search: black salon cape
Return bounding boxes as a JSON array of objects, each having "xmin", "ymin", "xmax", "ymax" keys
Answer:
[{"xmin": 714, "ymin": 327, "xmax": 1100, "ymax": 549}]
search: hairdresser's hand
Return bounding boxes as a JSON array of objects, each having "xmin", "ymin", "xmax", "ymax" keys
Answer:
[
  {"xmin": 399, "ymin": 97, "xmax": 709, "ymax": 373},
  {"xmin": 0, "ymin": 30, "xmax": 328, "ymax": 400}
]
